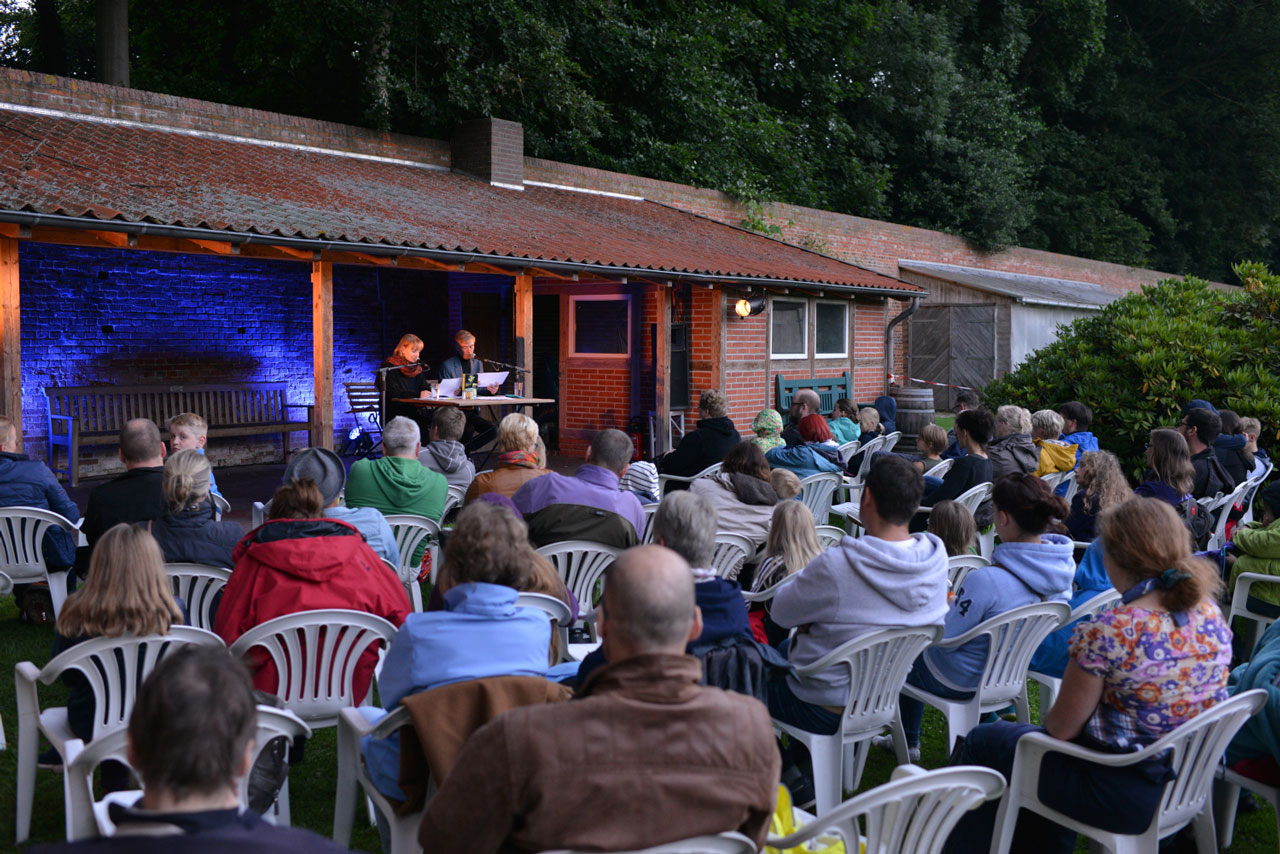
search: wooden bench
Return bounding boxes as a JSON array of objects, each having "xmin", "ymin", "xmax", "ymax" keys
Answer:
[
  {"xmin": 775, "ymin": 371, "xmax": 853, "ymax": 416},
  {"xmin": 44, "ymin": 383, "xmax": 313, "ymax": 486}
]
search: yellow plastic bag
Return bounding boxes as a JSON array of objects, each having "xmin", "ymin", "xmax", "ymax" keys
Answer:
[{"xmin": 765, "ymin": 784, "xmax": 855, "ymax": 854}]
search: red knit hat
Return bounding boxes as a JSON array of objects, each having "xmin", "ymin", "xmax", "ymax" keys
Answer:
[{"xmin": 798, "ymin": 413, "xmax": 833, "ymax": 443}]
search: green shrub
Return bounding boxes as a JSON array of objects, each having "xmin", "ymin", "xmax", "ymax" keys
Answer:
[{"xmin": 981, "ymin": 262, "xmax": 1280, "ymax": 479}]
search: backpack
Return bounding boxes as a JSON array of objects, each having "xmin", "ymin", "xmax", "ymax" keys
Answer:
[{"xmin": 1179, "ymin": 499, "xmax": 1213, "ymax": 551}]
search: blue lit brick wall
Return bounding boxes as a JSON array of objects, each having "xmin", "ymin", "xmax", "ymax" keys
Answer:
[{"xmin": 18, "ymin": 243, "xmax": 447, "ymax": 477}]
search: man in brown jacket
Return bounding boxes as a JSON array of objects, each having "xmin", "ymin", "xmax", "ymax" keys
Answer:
[{"xmin": 417, "ymin": 545, "xmax": 781, "ymax": 853}]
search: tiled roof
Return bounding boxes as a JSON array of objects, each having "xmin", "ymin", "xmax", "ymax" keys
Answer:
[
  {"xmin": 898, "ymin": 260, "xmax": 1119, "ymax": 309},
  {"xmin": 0, "ymin": 106, "xmax": 919, "ymax": 294}
]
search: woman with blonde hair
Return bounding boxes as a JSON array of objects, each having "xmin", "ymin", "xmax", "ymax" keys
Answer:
[
  {"xmin": 51, "ymin": 523, "xmax": 186, "ymax": 783},
  {"xmin": 465, "ymin": 412, "xmax": 550, "ymax": 502},
  {"xmin": 751, "ymin": 500, "xmax": 822, "ymax": 595},
  {"xmin": 378, "ymin": 332, "xmax": 431, "ymax": 425},
  {"xmin": 1064, "ymin": 450, "xmax": 1131, "ymax": 541},
  {"xmin": 145, "ymin": 448, "xmax": 244, "ymax": 567}
]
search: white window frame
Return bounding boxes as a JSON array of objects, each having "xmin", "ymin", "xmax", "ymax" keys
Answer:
[
  {"xmin": 814, "ymin": 299, "xmax": 849, "ymax": 358},
  {"xmin": 769, "ymin": 297, "xmax": 808, "ymax": 360},
  {"xmin": 569, "ymin": 294, "xmax": 632, "ymax": 358}
]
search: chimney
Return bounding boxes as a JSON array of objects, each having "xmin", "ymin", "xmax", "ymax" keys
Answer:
[
  {"xmin": 96, "ymin": 0, "xmax": 129, "ymax": 87},
  {"xmin": 451, "ymin": 118, "xmax": 524, "ymax": 190}
]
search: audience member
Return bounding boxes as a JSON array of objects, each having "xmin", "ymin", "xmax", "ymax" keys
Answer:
[
  {"xmin": 1028, "ymin": 538, "xmax": 1113, "ymax": 680},
  {"xmin": 690, "ymin": 441, "xmax": 779, "ymax": 545},
  {"xmin": 928, "ymin": 500, "xmax": 977, "ymax": 557},
  {"xmin": 895, "ymin": 474, "xmax": 1073, "ymax": 759},
  {"xmin": 1226, "ymin": 482, "xmax": 1280, "ymax": 620},
  {"xmin": 657, "ymin": 389, "xmax": 740, "ymax": 478},
  {"xmin": 346, "ymin": 415, "xmax": 447, "ymax": 532},
  {"xmin": 1030, "ymin": 409, "xmax": 1077, "ymax": 476},
  {"xmin": 1063, "ymin": 450, "xmax": 1131, "ymax": 542},
  {"xmin": 78, "ymin": 419, "xmax": 167, "ymax": 574},
  {"xmin": 858, "ymin": 406, "xmax": 882, "ymax": 439},
  {"xmin": 167, "ymin": 412, "xmax": 221, "ymax": 497},
  {"xmin": 942, "ymin": 390, "xmax": 980, "ymax": 459},
  {"xmin": 1241, "ymin": 416, "xmax": 1270, "ymax": 479},
  {"xmin": 1058, "ymin": 400, "xmax": 1099, "ymax": 463},
  {"xmin": 416, "ymin": 545, "xmax": 780, "ymax": 852},
  {"xmin": 1225, "ymin": 619, "xmax": 1280, "ymax": 790},
  {"xmin": 513, "ymin": 428, "xmax": 645, "ymax": 547},
  {"xmin": 0, "ymin": 414, "xmax": 79, "ymax": 622},
  {"xmin": 873, "ymin": 394, "xmax": 897, "ymax": 434},
  {"xmin": 32, "ymin": 645, "xmax": 349, "ymax": 853},
  {"xmin": 145, "ymin": 449, "xmax": 244, "ymax": 568},
  {"xmin": 214, "ymin": 478, "xmax": 410, "ymax": 701},
  {"xmin": 945, "ymin": 497, "xmax": 1230, "ymax": 853},
  {"xmin": 750, "ymin": 500, "xmax": 823, "ymax": 597},
  {"xmin": 48, "ymin": 524, "xmax": 185, "ymax": 786},
  {"xmin": 1178, "ymin": 406, "xmax": 1234, "ymax": 498},
  {"xmin": 988, "ymin": 405, "xmax": 1037, "ymax": 481},
  {"xmin": 1215, "ymin": 409, "xmax": 1254, "ymax": 486},
  {"xmin": 827, "ymin": 398, "xmax": 861, "ymax": 444},
  {"xmin": 782, "ymin": 388, "xmax": 821, "ymax": 446},
  {"xmin": 360, "ymin": 502, "xmax": 552, "ymax": 801},
  {"xmin": 751, "ymin": 408, "xmax": 786, "ymax": 452},
  {"xmin": 465, "ymin": 413, "xmax": 549, "ymax": 503},
  {"xmin": 766, "ymin": 414, "xmax": 843, "ymax": 478},
  {"xmin": 770, "ymin": 456, "xmax": 947, "ymax": 781},
  {"xmin": 618, "ymin": 459, "xmax": 660, "ymax": 503},
  {"xmin": 913, "ymin": 407, "xmax": 995, "ymax": 532},
  {"xmin": 283, "ymin": 447, "xmax": 398, "ymax": 568},
  {"xmin": 770, "ymin": 467, "xmax": 802, "ymax": 500},
  {"xmin": 1136, "ymin": 427, "xmax": 1210, "ymax": 549},
  {"xmin": 914, "ymin": 423, "xmax": 948, "ymax": 474},
  {"xmin": 417, "ymin": 407, "xmax": 476, "ymax": 491}
]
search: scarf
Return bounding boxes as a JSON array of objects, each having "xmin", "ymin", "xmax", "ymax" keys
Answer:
[
  {"xmin": 498, "ymin": 449, "xmax": 541, "ymax": 469},
  {"xmin": 387, "ymin": 353, "xmax": 422, "ymax": 377}
]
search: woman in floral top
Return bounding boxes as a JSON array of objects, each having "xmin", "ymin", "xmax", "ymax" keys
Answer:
[{"xmin": 942, "ymin": 497, "xmax": 1231, "ymax": 854}]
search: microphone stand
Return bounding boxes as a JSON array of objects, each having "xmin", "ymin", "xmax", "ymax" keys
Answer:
[
  {"xmin": 376, "ymin": 361, "xmax": 430, "ymax": 426},
  {"xmin": 479, "ymin": 357, "xmax": 532, "ymax": 397}
]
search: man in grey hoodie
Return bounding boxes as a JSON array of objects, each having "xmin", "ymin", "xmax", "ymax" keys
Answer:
[
  {"xmin": 768, "ymin": 455, "xmax": 949, "ymax": 738},
  {"xmin": 418, "ymin": 407, "xmax": 476, "ymax": 491}
]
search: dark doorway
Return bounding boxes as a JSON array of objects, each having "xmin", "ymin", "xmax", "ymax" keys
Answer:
[
  {"xmin": 532, "ymin": 294, "xmax": 560, "ymax": 448},
  {"xmin": 461, "ymin": 291, "xmax": 507, "ymax": 364}
]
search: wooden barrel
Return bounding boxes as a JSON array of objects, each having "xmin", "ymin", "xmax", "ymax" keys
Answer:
[{"xmin": 891, "ymin": 385, "xmax": 935, "ymax": 441}]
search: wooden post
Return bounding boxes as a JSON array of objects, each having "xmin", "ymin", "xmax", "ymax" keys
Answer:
[
  {"xmin": 0, "ymin": 237, "xmax": 20, "ymax": 448},
  {"xmin": 513, "ymin": 272, "xmax": 533, "ymax": 391},
  {"xmin": 312, "ymin": 261, "xmax": 334, "ymax": 450},
  {"xmin": 654, "ymin": 284, "xmax": 671, "ymax": 455}
]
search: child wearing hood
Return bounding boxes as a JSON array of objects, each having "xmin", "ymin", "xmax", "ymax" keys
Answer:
[
  {"xmin": 888, "ymin": 473, "xmax": 1074, "ymax": 759},
  {"xmin": 1058, "ymin": 401, "xmax": 1099, "ymax": 463},
  {"xmin": 827, "ymin": 398, "xmax": 862, "ymax": 445},
  {"xmin": 418, "ymin": 407, "xmax": 476, "ymax": 491},
  {"xmin": 751, "ymin": 408, "xmax": 785, "ymax": 452}
]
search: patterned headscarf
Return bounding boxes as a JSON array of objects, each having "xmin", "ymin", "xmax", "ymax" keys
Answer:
[{"xmin": 751, "ymin": 409, "xmax": 785, "ymax": 452}]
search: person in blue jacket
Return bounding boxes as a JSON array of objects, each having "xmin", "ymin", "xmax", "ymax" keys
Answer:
[
  {"xmin": 766, "ymin": 415, "xmax": 843, "ymax": 479},
  {"xmin": 1028, "ymin": 538, "xmax": 1112, "ymax": 678},
  {"xmin": 1057, "ymin": 401, "xmax": 1099, "ymax": 463}
]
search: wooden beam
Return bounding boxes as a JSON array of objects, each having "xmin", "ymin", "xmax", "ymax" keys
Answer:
[
  {"xmin": 396, "ymin": 255, "xmax": 457, "ymax": 273},
  {"xmin": 513, "ymin": 273, "xmax": 533, "ymax": 393},
  {"xmin": 240, "ymin": 243, "xmax": 315, "ymax": 262},
  {"xmin": 188, "ymin": 239, "xmax": 236, "ymax": 255},
  {"xmin": 87, "ymin": 229, "xmax": 130, "ymax": 247},
  {"xmin": 312, "ymin": 261, "xmax": 334, "ymax": 450},
  {"xmin": 655, "ymin": 284, "xmax": 671, "ymax": 455},
  {"xmin": 0, "ymin": 238, "xmax": 20, "ymax": 446}
]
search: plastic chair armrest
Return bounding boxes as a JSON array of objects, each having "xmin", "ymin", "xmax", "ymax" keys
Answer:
[
  {"xmin": 15, "ymin": 660, "xmax": 42, "ymax": 722},
  {"xmin": 1013, "ymin": 730, "xmax": 1151, "ymax": 769}
]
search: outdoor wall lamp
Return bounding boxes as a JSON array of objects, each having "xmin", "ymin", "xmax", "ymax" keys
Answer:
[{"xmin": 734, "ymin": 295, "xmax": 766, "ymax": 317}]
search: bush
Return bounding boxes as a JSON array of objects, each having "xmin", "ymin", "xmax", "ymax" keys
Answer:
[{"xmin": 981, "ymin": 262, "xmax": 1280, "ymax": 479}]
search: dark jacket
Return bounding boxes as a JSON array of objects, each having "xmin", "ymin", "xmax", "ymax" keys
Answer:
[
  {"xmin": 0, "ymin": 451, "xmax": 79, "ymax": 568},
  {"xmin": 917, "ymin": 454, "xmax": 993, "ymax": 530},
  {"xmin": 417, "ymin": 653, "xmax": 781, "ymax": 853},
  {"xmin": 378, "ymin": 359, "xmax": 430, "ymax": 422},
  {"xmin": 77, "ymin": 467, "xmax": 166, "ymax": 575},
  {"xmin": 873, "ymin": 395, "xmax": 897, "ymax": 435},
  {"xmin": 1214, "ymin": 433, "xmax": 1252, "ymax": 488},
  {"xmin": 524, "ymin": 504, "xmax": 639, "ymax": 552},
  {"xmin": 1064, "ymin": 492, "xmax": 1099, "ymax": 542},
  {"xmin": 144, "ymin": 506, "xmax": 245, "ymax": 569},
  {"xmin": 988, "ymin": 432, "xmax": 1038, "ymax": 482},
  {"xmin": 658, "ymin": 416, "xmax": 741, "ymax": 478},
  {"xmin": 30, "ymin": 804, "xmax": 349, "ymax": 854},
  {"xmin": 1191, "ymin": 447, "xmax": 1234, "ymax": 499}
]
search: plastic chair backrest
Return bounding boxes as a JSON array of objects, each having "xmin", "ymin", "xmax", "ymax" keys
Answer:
[
  {"xmin": 1228, "ymin": 572, "xmax": 1280, "ymax": 648},
  {"xmin": 641, "ymin": 503, "xmax": 659, "ymax": 544},
  {"xmin": 1061, "ymin": 470, "xmax": 1080, "ymax": 503},
  {"xmin": 798, "ymin": 472, "xmax": 842, "ymax": 521},
  {"xmin": 36, "ymin": 627, "xmax": 226, "ymax": 741},
  {"xmin": 946, "ymin": 554, "xmax": 990, "ymax": 590},
  {"xmin": 1039, "ymin": 471, "xmax": 1069, "ymax": 490},
  {"xmin": 444, "ymin": 484, "xmax": 466, "ymax": 517},
  {"xmin": 0, "ymin": 568, "xmax": 12, "ymax": 595},
  {"xmin": 813, "ymin": 626, "xmax": 943, "ymax": 737},
  {"xmin": 227, "ymin": 609, "xmax": 397, "ymax": 727},
  {"xmin": 766, "ymin": 764, "xmax": 1005, "ymax": 854},
  {"xmin": 960, "ymin": 601, "xmax": 1069, "ymax": 704},
  {"xmin": 0, "ymin": 505, "xmax": 77, "ymax": 584},
  {"xmin": 1067, "ymin": 588, "xmax": 1121, "ymax": 623},
  {"xmin": 211, "ymin": 492, "xmax": 231, "ymax": 521},
  {"xmin": 952, "ymin": 482, "xmax": 993, "ymax": 516},
  {"xmin": 543, "ymin": 832, "xmax": 758, "ymax": 854},
  {"xmin": 837, "ymin": 440, "xmax": 861, "ymax": 466},
  {"xmin": 709, "ymin": 532, "xmax": 754, "ymax": 580},
  {"xmin": 534, "ymin": 541, "xmax": 622, "ymax": 613},
  {"xmin": 854, "ymin": 436, "xmax": 886, "ymax": 479},
  {"xmin": 815, "ymin": 525, "xmax": 845, "ymax": 550},
  {"xmin": 1238, "ymin": 464, "xmax": 1273, "ymax": 527},
  {"xmin": 384, "ymin": 514, "xmax": 440, "ymax": 584},
  {"xmin": 881, "ymin": 431, "xmax": 903, "ymax": 454},
  {"xmin": 928, "ymin": 457, "xmax": 956, "ymax": 479},
  {"xmin": 516, "ymin": 591, "xmax": 573, "ymax": 626},
  {"xmin": 1207, "ymin": 477, "xmax": 1254, "ymax": 551},
  {"xmin": 164, "ymin": 563, "xmax": 232, "ymax": 632},
  {"xmin": 658, "ymin": 463, "xmax": 723, "ymax": 497},
  {"xmin": 252, "ymin": 500, "xmax": 270, "ymax": 529}
]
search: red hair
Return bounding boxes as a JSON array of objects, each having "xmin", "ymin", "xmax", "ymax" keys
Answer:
[{"xmin": 798, "ymin": 413, "xmax": 833, "ymax": 443}]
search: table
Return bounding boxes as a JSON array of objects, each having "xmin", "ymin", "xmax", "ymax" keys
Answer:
[{"xmin": 394, "ymin": 396, "xmax": 554, "ymax": 418}]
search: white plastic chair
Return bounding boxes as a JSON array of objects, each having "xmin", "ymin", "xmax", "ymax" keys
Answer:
[
  {"xmin": 710, "ymin": 532, "xmax": 754, "ymax": 580},
  {"xmin": 384, "ymin": 514, "xmax": 441, "ymax": 608},
  {"xmin": 1026, "ymin": 588, "xmax": 1121, "ymax": 712},
  {"xmin": 252, "ymin": 499, "xmax": 271, "ymax": 529},
  {"xmin": 14, "ymin": 626, "xmax": 226, "ymax": 843},
  {"xmin": 851, "ymin": 435, "xmax": 886, "ymax": 482},
  {"xmin": 1238, "ymin": 463, "xmax": 1273, "ymax": 528},
  {"xmin": 227, "ymin": 610, "xmax": 398, "ymax": 730},
  {"xmin": 915, "ymin": 482, "xmax": 992, "ymax": 521},
  {"xmin": 741, "ymin": 572, "xmax": 797, "ymax": 605},
  {"xmin": 0, "ymin": 570, "xmax": 6, "ymax": 750},
  {"xmin": 768, "ymin": 764, "xmax": 1005, "ymax": 854},
  {"xmin": 772, "ymin": 626, "xmax": 942, "ymax": 816},
  {"xmin": 212, "ymin": 492, "xmax": 231, "ymax": 521},
  {"xmin": 946, "ymin": 554, "xmax": 990, "ymax": 591},
  {"xmin": 517, "ymin": 591, "xmax": 574, "ymax": 663},
  {"xmin": 1061, "ymin": 469, "xmax": 1080, "ymax": 503},
  {"xmin": 535, "ymin": 541, "xmax": 622, "ymax": 639},
  {"xmin": 443, "ymin": 484, "xmax": 466, "ymax": 519},
  {"xmin": 1227, "ymin": 571, "xmax": 1280, "ymax": 655},
  {"xmin": 880, "ymin": 431, "xmax": 903, "ymax": 454},
  {"xmin": 542, "ymin": 832, "xmax": 758, "ymax": 853},
  {"xmin": 1205, "ymin": 477, "xmax": 1254, "ymax": 552},
  {"xmin": 901, "ymin": 600, "xmax": 1069, "ymax": 752},
  {"xmin": 927, "ymin": 457, "xmax": 956, "ymax": 479},
  {"xmin": 0, "ymin": 506, "xmax": 79, "ymax": 619},
  {"xmin": 837, "ymin": 440, "xmax": 861, "ymax": 467},
  {"xmin": 334, "ymin": 705, "xmax": 424, "ymax": 854},
  {"xmin": 815, "ymin": 525, "xmax": 845, "ymax": 551},
  {"xmin": 657, "ymin": 462, "xmax": 722, "ymax": 497},
  {"xmin": 164, "ymin": 563, "xmax": 232, "ymax": 632},
  {"xmin": 991, "ymin": 689, "xmax": 1267, "ymax": 854},
  {"xmin": 798, "ymin": 472, "xmax": 843, "ymax": 523},
  {"xmin": 1213, "ymin": 763, "xmax": 1280, "ymax": 850},
  {"xmin": 641, "ymin": 503, "xmax": 659, "ymax": 544},
  {"xmin": 1039, "ymin": 471, "xmax": 1070, "ymax": 491}
]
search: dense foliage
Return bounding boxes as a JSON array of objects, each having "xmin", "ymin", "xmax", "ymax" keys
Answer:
[
  {"xmin": 981, "ymin": 263, "xmax": 1280, "ymax": 479},
  {"xmin": 2, "ymin": 0, "xmax": 1279, "ymax": 279}
]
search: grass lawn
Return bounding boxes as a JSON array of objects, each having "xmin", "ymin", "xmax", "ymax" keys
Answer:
[{"xmin": 0, "ymin": 593, "xmax": 1274, "ymax": 851}]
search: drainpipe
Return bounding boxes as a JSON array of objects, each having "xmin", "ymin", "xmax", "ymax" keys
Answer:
[{"xmin": 883, "ymin": 297, "xmax": 919, "ymax": 395}]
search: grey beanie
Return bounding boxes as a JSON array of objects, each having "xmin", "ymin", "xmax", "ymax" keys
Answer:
[{"xmin": 283, "ymin": 447, "xmax": 346, "ymax": 506}]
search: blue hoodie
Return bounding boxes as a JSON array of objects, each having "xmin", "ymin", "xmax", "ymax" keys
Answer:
[
  {"xmin": 1029, "ymin": 539, "xmax": 1113, "ymax": 677},
  {"xmin": 765, "ymin": 443, "xmax": 843, "ymax": 479},
  {"xmin": 1060, "ymin": 430, "xmax": 1099, "ymax": 464},
  {"xmin": 925, "ymin": 533, "xmax": 1076, "ymax": 691},
  {"xmin": 874, "ymin": 395, "xmax": 898, "ymax": 435}
]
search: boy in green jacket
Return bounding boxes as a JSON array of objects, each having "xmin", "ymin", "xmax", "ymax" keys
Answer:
[{"xmin": 1229, "ymin": 482, "xmax": 1280, "ymax": 613}]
